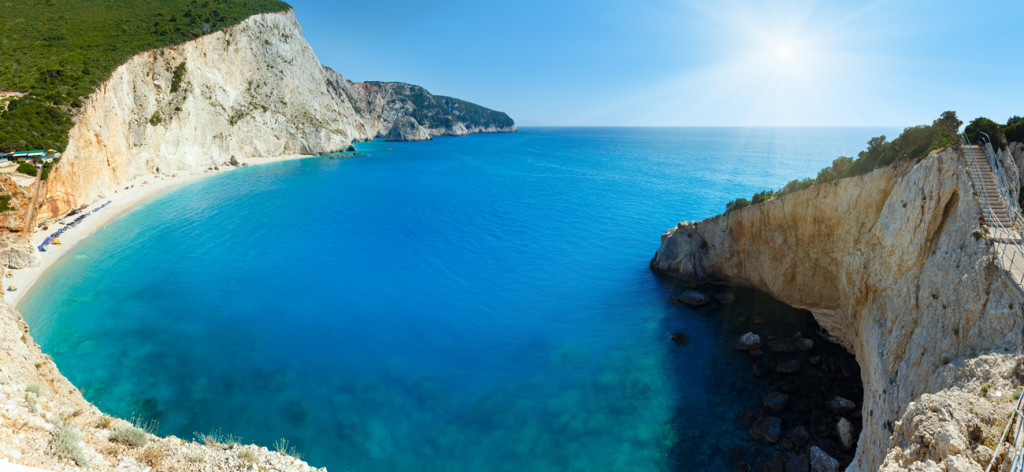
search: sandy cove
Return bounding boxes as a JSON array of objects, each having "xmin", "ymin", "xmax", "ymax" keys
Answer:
[{"xmin": 4, "ymin": 154, "xmax": 314, "ymax": 309}]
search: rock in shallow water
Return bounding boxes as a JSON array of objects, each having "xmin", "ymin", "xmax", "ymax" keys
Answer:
[
  {"xmin": 787, "ymin": 425, "xmax": 810, "ymax": 446},
  {"xmin": 809, "ymin": 446, "xmax": 839, "ymax": 472},
  {"xmin": 837, "ymin": 417, "xmax": 855, "ymax": 451},
  {"xmin": 767, "ymin": 338, "xmax": 797, "ymax": 353},
  {"xmin": 734, "ymin": 332, "xmax": 762, "ymax": 351},
  {"xmin": 762, "ymin": 392, "xmax": 790, "ymax": 412},
  {"xmin": 678, "ymin": 289, "xmax": 710, "ymax": 306},
  {"xmin": 715, "ymin": 292, "xmax": 735, "ymax": 304},
  {"xmin": 786, "ymin": 453, "xmax": 809, "ymax": 472},
  {"xmin": 749, "ymin": 416, "xmax": 782, "ymax": 443},
  {"xmin": 776, "ymin": 359, "xmax": 801, "ymax": 373},
  {"xmin": 828, "ymin": 396, "xmax": 857, "ymax": 415},
  {"xmin": 669, "ymin": 333, "xmax": 689, "ymax": 345},
  {"xmin": 796, "ymin": 337, "xmax": 814, "ymax": 352}
]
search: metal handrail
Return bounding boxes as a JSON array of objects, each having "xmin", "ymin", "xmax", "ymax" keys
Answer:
[
  {"xmin": 967, "ymin": 133, "xmax": 1024, "ymax": 472},
  {"xmin": 961, "ymin": 137, "xmax": 1024, "ymax": 288}
]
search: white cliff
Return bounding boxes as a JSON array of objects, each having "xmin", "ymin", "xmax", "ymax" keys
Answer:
[
  {"xmin": 41, "ymin": 10, "xmax": 513, "ymax": 220},
  {"xmin": 652, "ymin": 146, "xmax": 1024, "ymax": 471}
]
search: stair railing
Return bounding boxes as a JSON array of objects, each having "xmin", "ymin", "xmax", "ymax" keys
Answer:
[{"xmin": 961, "ymin": 135, "xmax": 1024, "ymax": 288}]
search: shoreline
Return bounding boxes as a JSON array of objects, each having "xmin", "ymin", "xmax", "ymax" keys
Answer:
[{"xmin": 4, "ymin": 154, "xmax": 314, "ymax": 309}]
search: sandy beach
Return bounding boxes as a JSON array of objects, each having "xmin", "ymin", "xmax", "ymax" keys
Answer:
[{"xmin": 3, "ymin": 154, "xmax": 314, "ymax": 308}]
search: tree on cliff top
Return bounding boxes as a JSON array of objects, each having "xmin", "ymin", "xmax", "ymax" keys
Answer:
[{"xmin": 0, "ymin": 0, "xmax": 291, "ymax": 152}]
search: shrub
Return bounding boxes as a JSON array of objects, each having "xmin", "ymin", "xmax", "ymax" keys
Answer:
[
  {"xmin": 273, "ymin": 437, "xmax": 304, "ymax": 460},
  {"xmin": 965, "ymin": 117, "xmax": 1007, "ymax": 150},
  {"xmin": 51, "ymin": 419, "xmax": 88, "ymax": 467},
  {"xmin": 980, "ymin": 382, "xmax": 994, "ymax": 397},
  {"xmin": 16, "ymin": 161, "xmax": 37, "ymax": 176},
  {"xmin": 238, "ymin": 449, "xmax": 257, "ymax": 464},
  {"xmin": 750, "ymin": 189, "xmax": 775, "ymax": 204},
  {"xmin": 725, "ymin": 197, "xmax": 750, "ymax": 213},
  {"xmin": 109, "ymin": 425, "xmax": 148, "ymax": 447},
  {"xmin": 0, "ymin": 195, "xmax": 12, "ymax": 213},
  {"xmin": 1004, "ymin": 115, "xmax": 1024, "ymax": 144},
  {"xmin": 170, "ymin": 62, "xmax": 187, "ymax": 93},
  {"xmin": 149, "ymin": 112, "xmax": 162, "ymax": 126},
  {"xmin": 196, "ymin": 428, "xmax": 241, "ymax": 448},
  {"xmin": 26, "ymin": 383, "xmax": 41, "ymax": 395}
]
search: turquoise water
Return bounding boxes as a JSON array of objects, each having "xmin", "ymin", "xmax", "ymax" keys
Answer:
[{"xmin": 22, "ymin": 127, "xmax": 890, "ymax": 470}]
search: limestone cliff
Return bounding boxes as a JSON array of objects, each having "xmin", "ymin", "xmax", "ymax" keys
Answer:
[
  {"xmin": 40, "ymin": 10, "xmax": 514, "ymax": 221},
  {"xmin": 653, "ymin": 147, "xmax": 1024, "ymax": 471}
]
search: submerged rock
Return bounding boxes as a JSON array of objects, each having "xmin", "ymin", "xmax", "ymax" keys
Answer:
[
  {"xmin": 786, "ymin": 453, "xmax": 809, "ymax": 472},
  {"xmin": 678, "ymin": 289, "xmax": 710, "ymax": 306},
  {"xmin": 787, "ymin": 425, "xmax": 810, "ymax": 446},
  {"xmin": 809, "ymin": 446, "xmax": 839, "ymax": 472},
  {"xmin": 767, "ymin": 338, "xmax": 797, "ymax": 353},
  {"xmin": 734, "ymin": 332, "xmax": 762, "ymax": 351},
  {"xmin": 837, "ymin": 417, "xmax": 855, "ymax": 450},
  {"xmin": 776, "ymin": 360, "xmax": 801, "ymax": 373},
  {"xmin": 762, "ymin": 392, "xmax": 790, "ymax": 412},
  {"xmin": 749, "ymin": 416, "xmax": 782, "ymax": 443},
  {"xmin": 715, "ymin": 292, "xmax": 736, "ymax": 304},
  {"xmin": 796, "ymin": 337, "xmax": 814, "ymax": 352},
  {"xmin": 669, "ymin": 332, "xmax": 689, "ymax": 345},
  {"xmin": 828, "ymin": 396, "xmax": 857, "ymax": 415}
]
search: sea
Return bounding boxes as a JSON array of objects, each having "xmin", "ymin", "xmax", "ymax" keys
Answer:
[{"xmin": 21, "ymin": 127, "xmax": 894, "ymax": 471}]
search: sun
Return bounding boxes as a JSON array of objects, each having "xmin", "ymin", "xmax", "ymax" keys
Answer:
[{"xmin": 776, "ymin": 45, "xmax": 793, "ymax": 60}]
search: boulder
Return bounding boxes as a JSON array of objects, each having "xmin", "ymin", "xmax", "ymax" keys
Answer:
[
  {"xmin": 828, "ymin": 396, "xmax": 857, "ymax": 415},
  {"xmin": 749, "ymin": 416, "xmax": 782, "ymax": 444},
  {"xmin": 809, "ymin": 355, "xmax": 822, "ymax": 366},
  {"xmin": 762, "ymin": 392, "xmax": 790, "ymax": 412},
  {"xmin": 776, "ymin": 359, "xmax": 801, "ymax": 373},
  {"xmin": 346, "ymin": 144, "xmax": 357, "ymax": 152},
  {"xmin": 229, "ymin": 155, "xmax": 240, "ymax": 166},
  {"xmin": 837, "ymin": 417, "xmax": 855, "ymax": 450},
  {"xmin": 767, "ymin": 338, "xmax": 797, "ymax": 352},
  {"xmin": 385, "ymin": 116, "xmax": 433, "ymax": 142},
  {"xmin": 678, "ymin": 289, "xmax": 710, "ymax": 306},
  {"xmin": 809, "ymin": 446, "xmax": 839, "ymax": 472},
  {"xmin": 669, "ymin": 333, "xmax": 689, "ymax": 345},
  {"xmin": 786, "ymin": 454, "xmax": 809, "ymax": 472},
  {"xmin": 715, "ymin": 292, "xmax": 735, "ymax": 304},
  {"xmin": 733, "ymin": 332, "xmax": 762, "ymax": 351},
  {"xmin": 796, "ymin": 338, "xmax": 814, "ymax": 352},
  {"xmin": 787, "ymin": 426, "xmax": 810, "ymax": 446}
]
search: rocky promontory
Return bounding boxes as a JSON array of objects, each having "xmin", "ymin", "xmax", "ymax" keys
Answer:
[{"xmin": 653, "ymin": 145, "xmax": 1024, "ymax": 471}]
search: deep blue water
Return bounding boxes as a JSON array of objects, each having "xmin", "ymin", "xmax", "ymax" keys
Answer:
[{"xmin": 22, "ymin": 127, "xmax": 892, "ymax": 471}]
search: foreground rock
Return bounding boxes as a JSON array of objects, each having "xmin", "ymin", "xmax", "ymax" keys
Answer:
[
  {"xmin": 733, "ymin": 332, "xmax": 762, "ymax": 351},
  {"xmin": 809, "ymin": 446, "xmax": 839, "ymax": 472},
  {"xmin": 828, "ymin": 396, "xmax": 856, "ymax": 415},
  {"xmin": 749, "ymin": 416, "xmax": 782, "ymax": 444},
  {"xmin": 762, "ymin": 392, "xmax": 790, "ymax": 412},
  {"xmin": 677, "ymin": 289, "xmax": 710, "ymax": 306}
]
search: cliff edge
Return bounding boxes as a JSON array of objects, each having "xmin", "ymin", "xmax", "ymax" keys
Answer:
[{"xmin": 653, "ymin": 146, "xmax": 1024, "ymax": 471}]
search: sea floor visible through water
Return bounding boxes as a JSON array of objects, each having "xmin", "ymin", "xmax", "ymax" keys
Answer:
[{"xmin": 21, "ymin": 127, "xmax": 886, "ymax": 471}]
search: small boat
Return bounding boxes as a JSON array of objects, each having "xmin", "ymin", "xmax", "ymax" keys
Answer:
[{"xmin": 7, "ymin": 286, "xmax": 16, "ymax": 292}]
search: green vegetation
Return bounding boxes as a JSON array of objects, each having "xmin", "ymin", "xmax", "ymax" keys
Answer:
[
  {"xmin": 965, "ymin": 117, "xmax": 1006, "ymax": 150},
  {"xmin": 724, "ymin": 111, "xmax": 972, "ymax": 213},
  {"xmin": 109, "ymin": 425, "xmax": 148, "ymax": 447},
  {"xmin": 51, "ymin": 419, "xmax": 88, "ymax": 467},
  {"xmin": 273, "ymin": 437, "xmax": 304, "ymax": 460},
  {"xmin": 237, "ymin": 449, "xmax": 257, "ymax": 464},
  {"xmin": 0, "ymin": 0, "xmax": 291, "ymax": 152},
  {"xmin": 196, "ymin": 428, "xmax": 242, "ymax": 447},
  {"xmin": 40, "ymin": 157, "xmax": 61, "ymax": 180},
  {"xmin": 170, "ymin": 62, "xmax": 188, "ymax": 93},
  {"xmin": 25, "ymin": 383, "xmax": 41, "ymax": 395},
  {"xmin": 0, "ymin": 195, "xmax": 13, "ymax": 213},
  {"xmin": 16, "ymin": 162, "xmax": 38, "ymax": 177}
]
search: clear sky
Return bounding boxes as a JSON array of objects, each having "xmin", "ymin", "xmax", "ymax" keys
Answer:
[{"xmin": 288, "ymin": 0, "xmax": 1024, "ymax": 127}]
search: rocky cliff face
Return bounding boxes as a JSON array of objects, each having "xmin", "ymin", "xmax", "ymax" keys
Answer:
[
  {"xmin": 652, "ymin": 147, "xmax": 1024, "ymax": 471},
  {"xmin": 41, "ymin": 11, "xmax": 514, "ymax": 221}
]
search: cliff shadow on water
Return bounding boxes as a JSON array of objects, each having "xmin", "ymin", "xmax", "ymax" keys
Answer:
[{"xmin": 657, "ymin": 282, "xmax": 863, "ymax": 471}]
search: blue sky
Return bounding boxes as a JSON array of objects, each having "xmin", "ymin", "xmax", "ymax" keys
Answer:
[{"xmin": 289, "ymin": 0, "xmax": 1024, "ymax": 127}]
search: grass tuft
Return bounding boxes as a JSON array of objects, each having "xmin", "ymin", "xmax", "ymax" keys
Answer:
[
  {"xmin": 273, "ymin": 437, "xmax": 304, "ymax": 460},
  {"xmin": 50, "ymin": 419, "xmax": 88, "ymax": 467}
]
